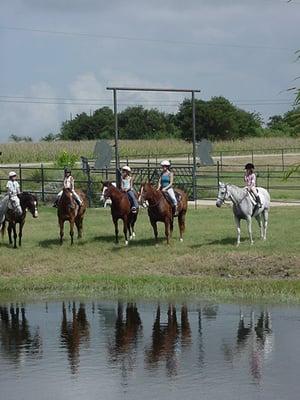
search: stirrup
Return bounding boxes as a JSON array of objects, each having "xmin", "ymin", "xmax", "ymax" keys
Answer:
[{"xmin": 131, "ymin": 207, "xmax": 137, "ymax": 214}]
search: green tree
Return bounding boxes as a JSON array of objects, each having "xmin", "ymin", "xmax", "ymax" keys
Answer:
[{"xmin": 9, "ymin": 134, "xmax": 33, "ymax": 142}]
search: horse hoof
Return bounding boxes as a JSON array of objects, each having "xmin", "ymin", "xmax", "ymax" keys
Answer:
[
  {"xmin": 125, "ymin": 241, "xmax": 129, "ymax": 246},
  {"xmin": 236, "ymin": 243, "xmax": 240, "ymax": 247},
  {"xmin": 250, "ymin": 241, "xmax": 254, "ymax": 246},
  {"xmin": 132, "ymin": 232, "xmax": 136, "ymax": 238},
  {"xmin": 180, "ymin": 238, "xmax": 183, "ymax": 242},
  {"xmin": 129, "ymin": 236, "xmax": 133, "ymax": 241}
]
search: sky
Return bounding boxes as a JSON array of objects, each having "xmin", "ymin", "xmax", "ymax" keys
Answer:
[{"xmin": 0, "ymin": 0, "xmax": 299, "ymax": 141}]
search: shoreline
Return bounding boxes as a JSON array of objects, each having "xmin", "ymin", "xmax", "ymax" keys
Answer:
[{"xmin": 1, "ymin": 274, "xmax": 300, "ymax": 304}]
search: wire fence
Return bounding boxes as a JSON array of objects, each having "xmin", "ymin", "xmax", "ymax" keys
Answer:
[{"xmin": 0, "ymin": 159, "xmax": 299, "ymax": 206}]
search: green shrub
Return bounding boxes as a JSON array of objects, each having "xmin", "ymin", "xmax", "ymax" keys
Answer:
[{"xmin": 55, "ymin": 151, "xmax": 78, "ymax": 168}]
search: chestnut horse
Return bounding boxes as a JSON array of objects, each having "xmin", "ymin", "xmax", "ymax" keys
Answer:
[
  {"xmin": 102, "ymin": 181, "xmax": 138, "ymax": 245},
  {"xmin": 57, "ymin": 188, "xmax": 87, "ymax": 245},
  {"xmin": 1, "ymin": 192, "xmax": 38, "ymax": 248},
  {"xmin": 140, "ymin": 182, "xmax": 188, "ymax": 244}
]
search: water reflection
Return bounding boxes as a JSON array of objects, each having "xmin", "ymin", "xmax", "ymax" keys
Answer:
[
  {"xmin": 145, "ymin": 304, "xmax": 192, "ymax": 376},
  {"xmin": 222, "ymin": 311, "xmax": 273, "ymax": 382},
  {"xmin": 0, "ymin": 304, "xmax": 42, "ymax": 363},
  {"xmin": 0, "ymin": 299, "xmax": 283, "ymax": 398},
  {"xmin": 60, "ymin": 302, "xmax": 90, "ymax": 374}
]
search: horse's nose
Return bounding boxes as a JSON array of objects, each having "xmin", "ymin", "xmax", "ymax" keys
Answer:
[{"xmin": 216, "ymin": 201, "xmax": 221, "ymax": 208}]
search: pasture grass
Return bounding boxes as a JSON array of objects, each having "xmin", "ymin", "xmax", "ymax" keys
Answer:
[
  {"xmin": 0, "ymin": 206, "xmax": 300, "ymax": 302},
  {"xmin": 1, "ymin": 137, "xmax": 300, "ymax": 164}
]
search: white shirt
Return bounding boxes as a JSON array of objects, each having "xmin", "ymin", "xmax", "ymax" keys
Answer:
[
  {"xmin": 6, "ymin": 180, "xmax": 20, "ymax": 197},
  {"xmin": 63, "ymin": 176, "xmax": 74, "ymax": 190}
]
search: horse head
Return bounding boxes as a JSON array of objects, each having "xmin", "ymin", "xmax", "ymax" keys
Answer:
[
  {"xmin": 9, "ymin": 196, "xmax": 23, "ymax": 216},
  {"xmin": 20, "ymin": 192, "xmax": 38, "ymax": 218},
  {"xmin": 216, "ymin": 182, "xmax": 229, "ymax": 208},
  {"xmin": 139, "ymin": 182, "xmax": 154, "ymax": 207},
  {"xmin": 100, "ymin": 181, "xmax": 116, "ymax": 202}
]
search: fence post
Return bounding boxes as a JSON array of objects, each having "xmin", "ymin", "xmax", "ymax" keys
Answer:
[
  {"xmin": 220, "ymin": 151, "xmax": 223, "ymax": 172},
  {"xmin": 267, "ymin": 165, "xmax": 270, "ymax": 192},
  {"xmin": 281, "ymin": 149, "xmax": 285, "ymax": 171},
  {"xmin": 217, "ymin": 161, "xmax": 220, "ymax": 189},
  {"xmin": 87, "ymin": 166, "xmax": 92, "ymax": 207},
  {"xmin": 188, "ymin": 153, "xmax": 190, "ymax": 166},
  {"xmin": 147, "ymin": 157, "xmax": 150, "ymax": 181},
  {"xmin": 19, "ymin": 163, "xmax": 23, "ymax": 192},
  {"xmin": 41, "ymin": 163, "xmax": 45, "ymax": 202},
  {"xmin": 105, "ymin": 165, "xmax": 108, "ymax": 180}
]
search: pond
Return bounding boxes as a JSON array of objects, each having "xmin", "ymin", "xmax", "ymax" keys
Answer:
[{"xmin": 0, "ymin": 300, "xmax": 299, "ymax": 400}]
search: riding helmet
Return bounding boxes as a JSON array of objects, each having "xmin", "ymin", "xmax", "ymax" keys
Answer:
[
  {"xmin": 122, "ymin": 165, "xmax": 131, "ymax": 172},
  {"xmin": 8, "ymin": 171, "xmax": 17, "ymax": 178},
  {"xmin": 161, "ymin": 160, "xmax": 171, "ymax": 167},
  {"xmin": 245, "ymin": 163, "xmax": 255, "ymax": 170},
  {"xmin": 64, "ymin": 167, "xmax": 71, "ymax": 174}
]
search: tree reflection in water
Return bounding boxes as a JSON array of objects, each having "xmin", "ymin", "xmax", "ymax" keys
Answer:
[
  {"xmin": 60, "ymin": 302, "xmax": 90, "ymax": 375},
  {"xmin": 0, "ymin": 304, "xmax": 42, "ymax": 363}
]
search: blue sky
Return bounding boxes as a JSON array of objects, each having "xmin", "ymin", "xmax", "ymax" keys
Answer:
[{"xmin": 0, "ymin": 0, "xmax": 299, "ymax": 141}]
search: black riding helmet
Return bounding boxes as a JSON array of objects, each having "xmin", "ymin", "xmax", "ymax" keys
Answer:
[
  {"xmin": 245, "ymin": 163, "xmax": 255, "ymax": 170},
  {"xmin": 64, "ymin": 167, "xmax": 71, "ymax": 174}
]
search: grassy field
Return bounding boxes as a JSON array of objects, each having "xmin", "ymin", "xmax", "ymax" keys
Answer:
[
  {"xmin": 0, "ymin": 206, "xmax": 300, "ymax": 302},
  {"xmin": 1, "ymin": 137, "xmax": 300, "ymax": 164}
]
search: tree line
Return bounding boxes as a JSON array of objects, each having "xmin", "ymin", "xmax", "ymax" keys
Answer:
[{"xmin": 8, "ymin": 96, "xmax": 300, "ymax": 142}]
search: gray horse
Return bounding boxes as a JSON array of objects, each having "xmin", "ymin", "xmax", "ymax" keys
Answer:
[
  {"xmin": 216, "ymin": 182, "xmax": 270, "ymax": 246},
  {"xmin": 0, "ymin": 196, "xmax": 22, "ymax": 231}
]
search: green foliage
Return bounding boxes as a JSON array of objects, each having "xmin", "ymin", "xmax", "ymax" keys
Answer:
[
  {"xmin": 41, "ymin": 133, "xmax": 59, "ymax": 142},
  {"xmin": 176, "ymin": 96, "xmax": 262, "ymax": 141},
  {"xmin": 9, "ymin": 134, "xmax": 33, "ymax": 142},
  {"xmin": 55, "ymin": 150, "xmax": 78, "ymax": 168}
]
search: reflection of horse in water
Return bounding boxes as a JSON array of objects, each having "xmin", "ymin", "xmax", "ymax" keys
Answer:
[
  {"xmin": 60, "ymin": 302, "xmax": 90, "ymax": 374},
  {"xmin": 0, "ymin": 305, "xmax": 42, "ymax": 363},
  {"xmin": 107, "ymin": 302, "xmax": 142, "ymax": 372},
  {"xmin": 222, "ymin": 311, "xmax": 273, "ymax": 382},
  {"xmin": 145, "ymin": 304, "xmax": 192, "ymax": 376}
]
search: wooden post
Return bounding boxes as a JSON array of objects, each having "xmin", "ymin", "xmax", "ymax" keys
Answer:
[{"xmin": 41, "ymin": 164, "xmax": 45, "ymax": 202}]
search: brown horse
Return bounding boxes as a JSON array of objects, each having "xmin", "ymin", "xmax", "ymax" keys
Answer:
[
  {"xmin": 57, "ymin": 188, "xmax": 87, "ymax": 245},
  {"xmin": 1, "ymin": 192, "xmax": 38, "ymax": 248},
  {"xmin": 102, "ymin": 181, "xmax": 138, "ymax": 245},
  {"xmin": 140, "ymin": 182, "xmax": 188, "ymax": 244}
]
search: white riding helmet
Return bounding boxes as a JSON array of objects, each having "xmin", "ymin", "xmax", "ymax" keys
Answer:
[
  {"xmin": 9, "ymin": 171, "xmax": 17, "ymax": 178},
  {"xmin": 122, "ymin": 165, "xmax": 131, "ymax": 172},
  {"xmin": 160, "ymin": 160, "xmax": 171, "ymax": 167}
]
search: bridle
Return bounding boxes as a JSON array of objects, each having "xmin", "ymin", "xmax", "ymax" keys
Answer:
[
  {"xmin": 140, "ymin": 186, "xmax": 163, "ymax": 209},
  {"xmin": 217, "ymin": 184, "xmax": 228, "ymax": 205},
  {"xmin": 217, "ymin": 184, "xmax": 249, "ymax": 207}
]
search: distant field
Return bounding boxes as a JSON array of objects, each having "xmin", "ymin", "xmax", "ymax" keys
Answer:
[{"xmin": 1, "ymin": 137, "xmax": 300, "ymax": 164}]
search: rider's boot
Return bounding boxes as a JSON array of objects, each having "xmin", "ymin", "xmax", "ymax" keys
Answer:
[{"xmin": 256, "ymin": 195, "xmax": 262, "ymax": 208}]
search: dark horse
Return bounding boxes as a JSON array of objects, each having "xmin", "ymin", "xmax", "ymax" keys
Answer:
[
  {"xmin": 140, "ymin": 182, "xmax": 188, "ymax": 244},
  {"xmin": 57, "ymin": 188, "xmax": 87, "ymax": 245},
  {"xmin": 102, "ymin": 181, "xmax": 138, "ymax": 245},
  {"xmin": 1, "ymin": 192, "xmax": 38, "ymax": 248}
]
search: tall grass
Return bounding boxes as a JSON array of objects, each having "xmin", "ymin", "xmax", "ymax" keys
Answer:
[{"xmin": 1, "ymin": 137, "xmax": 300, "ymax": 164}]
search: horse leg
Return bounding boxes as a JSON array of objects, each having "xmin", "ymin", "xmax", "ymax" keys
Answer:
[
  {"xmin": 70, "ymin": 220, "xmax": 75, "ymax": 245},
  {"xmin": 234, "ymin": 216, "xmax": 241, "ymax": 247},
  {"xmin": 59, "ymin": 220, "xmax": 64, "ymax": 245},
  {"xmin": 262, "ymin": 209, "xmax": 269, "ymax": 241},
  {"xmin": 113, "ymin": 218, "xmax": 119, "ymax": 244},
  {"xmin": 76, "ymin": 217, "xmax": 83, "ymax": 239},
  {"xmin": 246, "ymin": 216, "xmax": 254, "ymax": 245},
  {"xmin": 255, "ymin": 214, "xmax": 263, "ymax": 240},
  {"xmin": 130, "ymin": 215, "xmax": 137, "ymax": 240},
  {"xmin": 151, "ymin": 219, "xmax": 158, "ymax": 243},
  {"xmin": 123, "ymin": 217, "xmax": 129, "ymax": 246},
  {"xmin": 12, "ymin": 223, "xmax": 17, "ymax": 249},
  {"xmin": 178, "ymin": 211, "xmax": 186, "ymax": 242},
  {"xmin": 170, "ymin": 218, "xmax": 174, "ymax": 238},
  {"xmin": 19, "ymin": 221, "xmax": 24, "ymax": 247},
  {"xmin": 165, "ymin": 218, "xmax": 171, "ymax": 245},
  {"xmin": 8, "ymin": 223, "xmax": 13, "ymax": 245}
]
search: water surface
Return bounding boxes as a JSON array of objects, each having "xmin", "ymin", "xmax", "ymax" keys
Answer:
[{"xmin": 0, "ymin": 300, "xmax": 299, "ymax": 400}]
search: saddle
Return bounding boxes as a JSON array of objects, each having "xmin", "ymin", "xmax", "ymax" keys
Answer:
[{"xmin": 163, "ymin": 190, "xmax": 182, "ymax": 205}]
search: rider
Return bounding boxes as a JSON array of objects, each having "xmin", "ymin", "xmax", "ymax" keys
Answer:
[
  {"xmin": 157, "ymin": 160, "xmax": 178, "ymax": 215},
  {"xmin": 54, "ymin": 167, "xmax": 82, "ymax": 207},
  {"xmin": 121, "ymin": 166, "xmax": 139, "ymax": 213},
  {"xmin": 244, "ymin": 163, "xmax": 262, "ymax": 208}
]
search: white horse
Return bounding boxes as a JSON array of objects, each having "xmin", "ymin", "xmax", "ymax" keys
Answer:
[
  {"xmin": 216, "ymin": 182, "xmax": 270, "ymax": 246},
  {"xmin": 100, "ymin": 182, "xmax": 116, "ymax": 208},
  {"xmin": 0, "ymin": 195, "xmax": 22, "ymax": 231}
]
